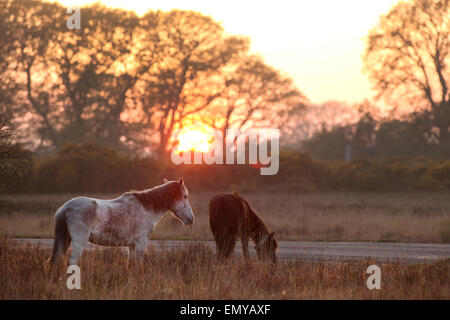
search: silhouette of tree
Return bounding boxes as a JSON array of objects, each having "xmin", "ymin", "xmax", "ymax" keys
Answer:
[
  {"xmin": 3, "ymin": 0, "xmax": 63, "ymax": 148},
  {"xmin": 1, "ymin": 1, "xmax": 307, "ymax": 155},
  {"xmin": 49, "ymin": 4, "xmax": 141, "ymax": 149},
  {"xmin": 2, "ymin": 1, "xmax": 145, "ymax": 150},
  {"xmin": 0, "ymin": 0, "xmax": 20, "ymax": 116},
  {"xmin": 137, "ymin": 10, "xmax": 249, "ymax": 157},
  {"xmin": 364, "ymin": 0, "xmax": 450, "ymax": 148},
  {"xmin": 204, "ymin": 55, "xmax": 306, "ymax": 149}
]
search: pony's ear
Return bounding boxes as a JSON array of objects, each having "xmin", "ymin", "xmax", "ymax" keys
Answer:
[
  {"xmin": 179, "ymin": 178, "xmax": 184, "ymax": 186},
  {"xmin": 273, "ymin": 238, "xmax": 278, "ymax": 249},
  {"xmin": 270, "ymin": 232, "xmax": 278, "ymax": 249},
  {"xmin": 163, "ymin": 178, "xmax": 168, "ymax": 183}
]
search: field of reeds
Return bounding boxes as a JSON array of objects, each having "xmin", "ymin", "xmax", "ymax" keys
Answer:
[
  {"xmin": 1, "ymin": 190, "xmax": 449, "ymax": 299},
  {"xmin": 0, "ymin": 239, "xmax": 448, "ymax": 299},
  {"xmin": 1, "ymin": 191, "xmax": 449, "ymax": 242}
]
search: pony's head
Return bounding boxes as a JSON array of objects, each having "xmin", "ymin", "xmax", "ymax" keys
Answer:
[
  {"xmin": 164, "ymin": 178, "xmax": 194, "ymax": 225},
  {"xmin": 255, "ymin": 232, "xmax": 278, "ymax": 263}
]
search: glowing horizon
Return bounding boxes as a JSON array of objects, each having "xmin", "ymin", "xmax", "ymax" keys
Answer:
[
  {"xmin": 173, "ymin": 124, "xmax": 213, "ymax": 154},
  {"xmin": 51, "ymin": 0, "xmax": 399, "ymax": 105}
]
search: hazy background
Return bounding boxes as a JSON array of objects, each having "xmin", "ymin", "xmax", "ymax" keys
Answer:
[
  {"xmin": 54, "ymin": 0, "xmax": 398, "ymax": 104},
  {"xmin": 0, "ymin": 0, "xmax": 449, "ymax": 194}
]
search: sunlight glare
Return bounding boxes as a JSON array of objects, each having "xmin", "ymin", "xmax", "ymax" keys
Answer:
[
  {"xmin": 173, "ymin": 124, "xmax": 213, "ymax": 154},
  {"xmin": 54, "ymin": 0, "xmax": 398, "ymax": 104}
]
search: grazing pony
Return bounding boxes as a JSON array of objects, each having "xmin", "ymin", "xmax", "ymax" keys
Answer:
[
  {"xmin": 209, "ymin": 192, "xmax": 278, "ymax": 263},
  {"xmin": 48, "ymin": 178, "xmax": 194, "ymax": 267}
]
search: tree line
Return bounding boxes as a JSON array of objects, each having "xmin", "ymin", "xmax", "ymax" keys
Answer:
[
  {"xmin": 1, "ymin": 0, "xmax": 449, "ymax": 193},
  {"xmin": 0, "ymin": 0, "xmax": 305, "ymax": 156},
  {"xmin": 303, "ymin": 0, "xmax": 449, "ymax": 159},
  {"xmin": 3, "ymin": 142, "xmax": 450, "ymax": 193},
  {"xmin": 1, "ymin": 0, "xmax": 449, "ymax": 158}
]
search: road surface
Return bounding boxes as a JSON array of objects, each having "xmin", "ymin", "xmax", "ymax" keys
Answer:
[{"xmin": 10, "ymin": 239, "xmax": 450, "ymax": 263}]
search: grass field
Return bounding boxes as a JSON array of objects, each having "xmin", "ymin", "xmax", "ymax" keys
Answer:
[
  {"xmin": 1, "ymin": 191, "xmax": 450, "ymax": 242},
  {"xmin": 0, "ymin": 239, "xmax": 448, "ymax": 299}
]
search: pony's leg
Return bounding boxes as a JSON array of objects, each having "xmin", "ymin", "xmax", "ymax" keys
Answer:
[
  {"xmin": 69, "ymin": 240, "xmax": 86, "ymax": 265},
  {"xmin": 127, "ymin": 244, "xmax": 136, "ymax": 270},
  {"xmin": 214, "ymin": 232, "xmax": 228, "ymax": 259},
  {"xmin": 65, "ymin": 202, "xmax": 96, "ymax": 266},
  {"xmin": 128, "ymin": 238, "xmax": 147, "ymax": 270},
  {"xmin": 128, "ymin": 245, "xmax": 135, "ymax": 260},
  {"xmin": 134, "ymin": 237, "xmax": 147, "ymax": 261},
  {"xmin": 241, "ymin": 233, "xmax": 249, "ymax": 259},
  {"xmin": 129, "ymin": 238, "xmax": 147, "ymax": 261},
  {"xmin": 68, "ymin": 227, "xmax": 91, "ymax": 265},
  {"xmin": 223, "ymin": 234, "xmax": 237, "ymax": 259}
]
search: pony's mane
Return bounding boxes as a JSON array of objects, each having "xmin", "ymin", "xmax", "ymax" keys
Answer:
[
  {"xmin": 232, "ymin": 191, "xmax": 270, "ymax": 237},
  {"xmin": 127, "ymin": 182, "xmax": 182, "ymax": 212}
]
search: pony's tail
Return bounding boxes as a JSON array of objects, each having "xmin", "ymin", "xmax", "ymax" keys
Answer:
[{"xmin": 47, "ymin": 207, "xmax": 71, "ymax": 268}]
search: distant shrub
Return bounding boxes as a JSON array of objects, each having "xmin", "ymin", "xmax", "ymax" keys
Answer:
[
  {"xmin": 31, "ymin": 143, "xmax": 260, "ymax": 193},
  {"xmin": 331, "ymin": 159, "xmax": 383, "ymax": 191},
  {"xmin": 0, "ymin": 143, "xmax": 33, "ymax": 193},
  {"xmin": 377, "ymin": 160, "xmax": 418, "ymax": 190},
  {"xmin": 4, "ymin": 144, "xmax": 450, "ymax": 194},
  {"xmin": 428, "ymin": 161, "xmax": 450, "ymax": 189},
  {"xmin": 413, "ymin": 175, "xmax": 444, "ymax": 191},
  {"xmin": 271, "ymin": 151, "xmax": 331, "ymax": 191},
  {"xmin": 33, "ymin": 143, "xmax": 162, "ymax": 193},
  {"xmin": 439, "ymin": 223, "xmax": 450, "ymax": 243}
]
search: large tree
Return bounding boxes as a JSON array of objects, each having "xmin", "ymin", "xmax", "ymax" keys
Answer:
[
  {"xmin": 200, "ymin": 54, "xmax": 306, "ymax": 156},
  {"xmin": 2, "ymin": 1, "xmax": 145, "ymax": 150},
  {"xmin": 4, "ymin": 0, "xmax": 64, "ymax": 148},
  {"xmin": 0, "ymin": 0, "xmax": 20, "ymax": 116},
  {"xmin": 364, "ymin": 0, "xmax": 450, "ymax": 148},
  {"xmin": 48, "ymin": 4, "xmax": 142, "ymax": 150},
  {"xmin": 136, "ymin": 10, "xmax": 249, "ymax": 157},
  {"xmin": 2, "ymin": 1, "xmax": 308, "ymax": 156}
]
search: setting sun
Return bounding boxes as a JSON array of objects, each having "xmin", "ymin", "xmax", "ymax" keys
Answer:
[{"xmin": 173, "ymin": 124, "xmax": 213, "ymax": 154}]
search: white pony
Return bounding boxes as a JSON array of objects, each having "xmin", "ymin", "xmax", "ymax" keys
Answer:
[{"xmin": 48, "ymin": 178, "xmax": 194, "ymax": 267}]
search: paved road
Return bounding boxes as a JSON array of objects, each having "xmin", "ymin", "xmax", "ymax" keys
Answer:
[{"xmin": 10, "ymin": 239, "xmax": 450, "ymax": 263}]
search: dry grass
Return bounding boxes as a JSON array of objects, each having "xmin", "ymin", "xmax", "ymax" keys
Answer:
[
  {"xmin": 0, "ymin": 239, "xmax": 448, "ymax": 299},
  {"xmin": 1, "ymin": 191, "xmax": 450, "ymax": 242}
]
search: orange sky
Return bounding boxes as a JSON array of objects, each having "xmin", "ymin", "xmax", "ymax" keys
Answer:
[{"xmin": 54, "ymin": 0, "xmax": 399, "ymax": 104}]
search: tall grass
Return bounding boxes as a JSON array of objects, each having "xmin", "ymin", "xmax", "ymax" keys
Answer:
[
  {"xmin": 1, "ymin": 192, "xmax": 449, "ymax": 242},
  {"xmin": 0, "ymin": 239, "xmax": 448, "ymax": 299}
]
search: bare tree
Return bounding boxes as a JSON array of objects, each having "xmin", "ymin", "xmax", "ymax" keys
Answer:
[
  {"xmin": 203, "ymin": 55, "xmax": 307, "ymax": 154},
  {"xmin": 4, "ymin": 1, "xmax": 145, "ymax": 150},
  {"xmin": 2, "ymin": 1, "xmax": 308, "ymax": 156},
  {"xmin": 364, "ymin": 0, "xmax": 450, "ymax": 145},
  {"xmin": 136, "ymin": 10, "xmax": 249, "ymax": 157}
]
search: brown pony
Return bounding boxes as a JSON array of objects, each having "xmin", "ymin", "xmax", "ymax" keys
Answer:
[{"xmin": 209, "ymin": 192, "xmax": 278, "ymax": 263}]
